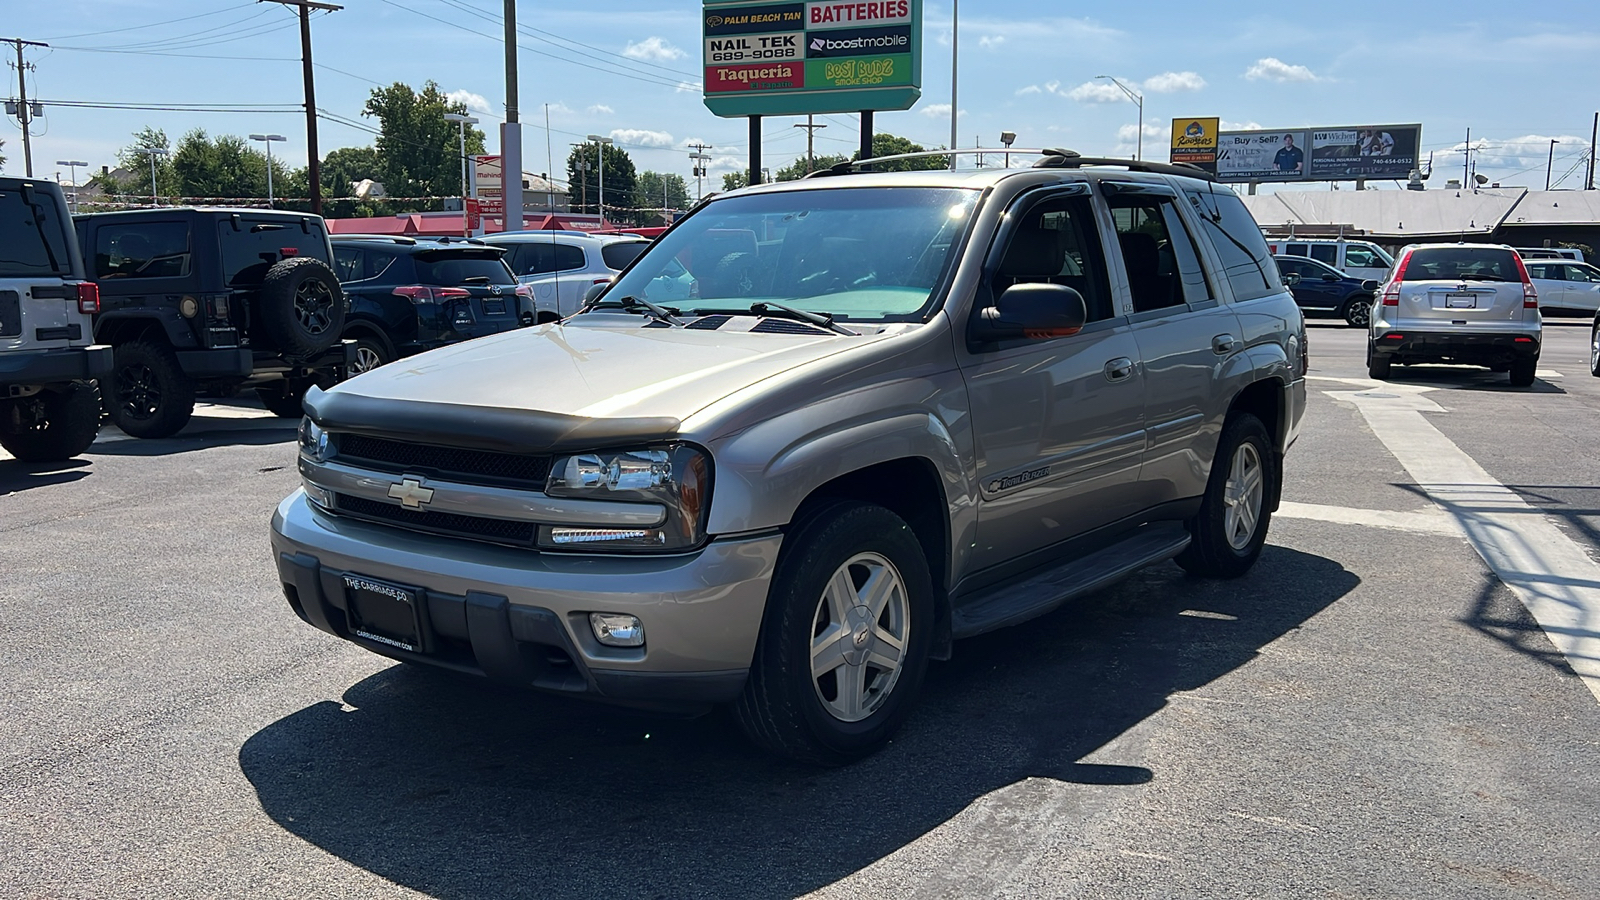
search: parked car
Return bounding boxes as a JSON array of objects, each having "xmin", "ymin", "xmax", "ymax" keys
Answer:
[
  {"xmin": 1368, "ymin": 242, "xmax": 1542, "ymax": 385},
  {"xmin": 1267, "ymin": 238, "xmax": 1393, "ymax": 282},
  {"xmin": 1274, "ymin": 255, "xmax": 1380, "ymax": 327},
  {"xmin": 1591, "ymin": 309, "xmax": 1600, "ymax": 377},
  {"xmin": 331, "ymin": 235, "xmax": 524, "ymax": 373},
  {"xmin": 1524, "ymin": 260, "xmax": 1600, "ymax": 316},
  {"xmin": 74, "ymin": 208, "xmax": 354, "ymax": 432},
  {"xmin": 1513, "ymin": 246, "xmax": 1585, "ymax": 262},
  {"xmin": 0, "ymin": 177, "xmax": 111, "ymax": 461},
  {"xmin": 272, "ymin": 151, "xmax": 1308, "ymax": 765},
  {"xmin": 483, "ymin": 231, "xmax": 651, "ymax": 322}
]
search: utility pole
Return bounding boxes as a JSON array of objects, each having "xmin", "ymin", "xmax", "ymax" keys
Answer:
[
  {"xmin": 1546, "ymin": 139, "xmax": 1559, "ymax": 191},
  {"xmin": 501, "ymin": 0, "xmax": 523, "ymax": 231},
  {"xmin": 260, "ymin": 0, "xmax": 341, "ymax": 215},
  {"xmin": 688, "ymin": 144, "xmax": 712, "ymax": 201},
  {"xmin": 794, "ymin": 116, "xmax": 826, "ymax": 174},
  {"xmin": 3, "ymin": 38, "xmax": 47, "ymax": 177},
  {"xmin": 1588, "ymin": 112, "xmax": 1597, "ymax": 191},
  {"xmin": 1463, "ymin": 126, "xmax": 1471, "ymax": 186},
  {"xmin": 949, "ymin": 0, "xmax": 958, "ymax": 170}
]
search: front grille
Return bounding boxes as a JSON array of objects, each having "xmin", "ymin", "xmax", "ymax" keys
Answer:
[
  {"xmin": 336, "ymin": 434, "xmax": 552, "ymax": 488},
  {"xmin": 334, "ymin": 493, "xmax": 538, "ymax": 547}
]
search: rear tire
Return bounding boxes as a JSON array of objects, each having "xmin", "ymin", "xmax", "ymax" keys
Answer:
[
  {"xmin": 346, "ymin": 336, "xmax": 390, "ymax": 376},
  {"xmin": 255, "ymin": 382, "xmax": 311, "ymax": 418},
  {"xmin": 733, "ymin": 501, "xmax": 933, "ymax": 765},
  {"xmin": 1589, "ymin": 322, "xmax": 1600, "ymax": 377},
  {"xmin": 1176, "ymin": 413, "xmax": 1274, "ymax": 579},
  {"xmin": 257, "ymin": 257, "xmax": 345, "ymax": 357},
  {"xmin": 108, "ymin": 340, "xmax": 196, "ymax": 439},
  {"xmin": 1342, "ymin": 295, "xmax": 1372, "ymax": 327},
  {"xmin": 1367, "ymin": 344, "xmax": 1392, "ymax": 380},
  {"xmin": 0, "ymin": 383, "xmax": 102, "ymax": 462},
  {"xmin": 1509, "ymin": 357, "xmax": 1537, "ymax": 387}
]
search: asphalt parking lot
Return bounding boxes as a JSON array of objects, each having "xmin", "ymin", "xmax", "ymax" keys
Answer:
[{"xmin": 4, "ymin": 321, "xmax": 1599, "ymax": 899}]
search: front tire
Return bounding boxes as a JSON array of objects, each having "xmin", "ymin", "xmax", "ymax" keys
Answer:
[
  {"xmin": 734, "ymin": 501, "xmax": 934, "ymax": 765},
  {"xmin": 1589, "ymin": 322, "xmax": 1600, "ymax": 377},
  {"xmin": 108, "ymin": 341, "xmax": 196, "ymax": 439},
  {"xmin": 0, "ymin": 383, "xmax": 102, "ymax": 462},
  {"xmin": 346, "ymin": 336, "xmax": 390, "ymax": 376},
  {"xmin": 1176, "ymin": 413, "xmax": 1274, "ymax": 579}
]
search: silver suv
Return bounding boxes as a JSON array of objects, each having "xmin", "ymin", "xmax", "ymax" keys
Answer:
[
  {"xmin": 483, "ymin": 231, "xmax": 651, "ymax": 323},
  {"xmin": 1368, "ymin": 242, "xmax": 1543, "ymax": 385},
  {"xmin": 271, "ymin": 151, "xmax": 1308, "ymax": 764}
]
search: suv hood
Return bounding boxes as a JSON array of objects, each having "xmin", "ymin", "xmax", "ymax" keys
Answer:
[{"xmin": 324, "ymin": 320, "xmax": 898, "ymax": 424}]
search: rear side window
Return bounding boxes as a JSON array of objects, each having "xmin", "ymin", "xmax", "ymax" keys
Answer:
[
  {"xmin": 0, "ymin": 185, "xmax": 73, "ymax": 277},
  {"xmin": 1308, "ymin": 244, "xmax": 1337, "ymax": 265},
  {"xmin": 1185, "ymin": 188, "xmax": 1282, "ymax": 302},
  {"xmin": 507, "ymin": 241, "xmax": 587, "ymax": 276},
  {"xmin": 95, "ymin": 222, "xmax": 191, "ymax": 279},
  {"xmin": 1109, "ymin": 196, "xmax": 1211, "ymax": 311},
  {"xmin": 412, "ymin": 253, "xmax": 515, "ymax": 286},
  {"xmin": 219, "ymin": 219, "xmax": 331, "ymax": 287},
  {"xmin": 600, "ymin": 241, "xmax": 649, "ymax": 271},
  {"xmin": 1401, "ymin": 247, "xmax": 1521, "ymax": 282},
  {"xmin": 333, "ymin": 247, "xmax": 363, "ymax": 282}
]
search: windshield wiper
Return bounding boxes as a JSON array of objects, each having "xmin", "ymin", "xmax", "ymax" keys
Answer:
[
  {"xmin": 1460, "ymin": 275, "xmax": 1507, "ymax": 282},
  {"xmin": 583, "ymin": 294, "xmax": 684, "ymax": 327},
  {"xmin": 751, "ymin": 301, "xmax": 857, "ymax": 336}
]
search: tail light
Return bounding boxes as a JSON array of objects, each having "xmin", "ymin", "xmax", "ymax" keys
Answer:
[
  {"xmin": 1512, "ymin": 254, "xmax": 1538, "ymax": 308},
  {"xmin": 392, "ymin": 286, "xmax": 472, "ymax": 304},
  {"xmin": 1381, "ymin": 249, "xmax": 1412, "ymax": 307},
  {"xmin": 75, "ymin": 282, "xmax": 100, "ymax": 315}
]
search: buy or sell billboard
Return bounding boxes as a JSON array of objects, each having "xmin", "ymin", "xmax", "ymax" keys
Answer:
[
  {"xmin": 702, "ymin": 0, "xmax": 922, "ymax": 118},
  {"xmin": 1205, "ymin": 123, "xmax": 1423, "ymax": 183}
]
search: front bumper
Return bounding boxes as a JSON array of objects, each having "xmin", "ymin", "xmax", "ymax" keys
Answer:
[
  {"xmin": 270, "ymin": 490, "xmax": 780, "ymax": 710},
  {"xmin": 1370, "ymin": 329, "xmax": 1540, "ymax": 362},
  {"xmin": 0, "ymin": 344, "xmax": 112, "ymax": 386}
]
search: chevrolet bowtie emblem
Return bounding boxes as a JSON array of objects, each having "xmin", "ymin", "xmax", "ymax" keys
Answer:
[{"xmin": 388, "ymin": 477, "xmax": 435, "ymax": 509}]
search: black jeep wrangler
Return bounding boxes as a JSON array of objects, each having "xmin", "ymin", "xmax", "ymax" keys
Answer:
[{"xmin": 74, "ymin": 208, "xmax": 354, "ymax": 437}]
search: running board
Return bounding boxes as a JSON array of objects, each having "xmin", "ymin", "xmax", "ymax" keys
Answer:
[{"xmin": 950, "ymin": 522, "xmax": 1192, "ymax": 639}]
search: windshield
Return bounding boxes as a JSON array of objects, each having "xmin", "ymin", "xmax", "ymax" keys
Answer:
[
  {"xmin": 606, "ymin": 187, "xmax": 980, "ymax": 322},
  {"xmin": 0, "ymin": 185, "xmax": 73, "ymax": 278},
  {"xmin": 413, "ymin": 252, "xmax": 515, "ymax": 286}
]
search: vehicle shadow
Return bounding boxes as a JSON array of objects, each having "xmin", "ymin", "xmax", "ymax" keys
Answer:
[
  {"xmin": 87, "ymin": 422, "xmax": 297, "ymax": 458},
  {"xmin": 1379, "ymin": 365, "xmax": 1566, "ymax": 394},
  {"xmin": 239, "ymin": 546, "xmax": 1359, "ymax": 899},
  {"xmin": 0, "ymin": 458, "xmax": 92, "ymax": 495}
]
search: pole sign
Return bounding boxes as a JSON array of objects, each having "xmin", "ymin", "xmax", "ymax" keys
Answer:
[
  {"xmin": 1183, "ymin": 122, "xmax": 1424, "ymax": 184},
  {"xmin": 473, "ymin": 154, "xmax": 504, "ymax": 216},
  {"xmin": 702, "ymin": 0, "xmax": 921, "ymax": 118}
]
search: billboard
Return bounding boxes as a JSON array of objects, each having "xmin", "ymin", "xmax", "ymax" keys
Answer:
[
  {"xmin": 702, "ymin": 0, "xmax": 922, "ymax": 118},
  {"xmin": 473, "ymin": 154, "xmax": 504, "ymax": 216},
  {"xmin": 1170, "ymin": 117, "xmax": 1219, "ymax": 171},
  {"xmin": 1195, "ymin": 123, "xmax": 1424, "ymax": 184}
]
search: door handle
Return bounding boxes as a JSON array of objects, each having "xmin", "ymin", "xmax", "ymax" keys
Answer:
[
  {"xmin": 1104, "ymin": 357, "xmax": 1135, "ymax": 382},
  {"xmin": 1212, "ymin": 334, "xmax": 1238, "ymax": 355}
]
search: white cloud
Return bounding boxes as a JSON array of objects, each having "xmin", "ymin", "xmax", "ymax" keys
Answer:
[
  {"xmin": 610, "ymin": 128, "xmax": 675, "ymax": 149},
  {"xmin": 675, "ymin": 81, "xmax": 702, "ymax": 93},
  {"xmin": 587, "ymin": 104, "xmax": 613, "ymax": 115},
  {"xmin": 1113, "ymin": 123, "xmax": 1172, "ymax": 157},
  {"xmin": 979, "ymin": 35, "xmax": 1005, "ymax": 49},
  {"xmin": 678, "ymin": 136, "xmax": 713, "ymax": 150},
  {"xmin": 446, "ymin": 90, "xmax": 491, "ymax": 113},
  {"xmin": 1067, "ymin": 80, "xmax": 1130, "ymax": 103},
  {"xmin": 623, "ymin": 36, "xmax": 686, "ymax": 62},
  {"xmin": 1142, "ymin": 71, "xmax": 1206, "ymax": 93},
  {"xmin": 921, "ymin": 103, "xmax": 966, "ymax": 118},
  {"xmin": 1015, "ymin": 84, "xmax": 1042, "ymax": 96},
  {"xmin": 544, "ymin": 102, "xmax": 574, "ymax": 116},
  {"xmin": 1244, "ymin": 57, "xmax": 1320, "ymax": 82},
  {"xmin": 1044, "ymin": 79, "xmax": 1061, "ymax": 94},
  {"xmin": 1453, "ymin": 134, "xmax": 1590, "ymax": 171},
  {"xmin": 707, "ymin": 155, "xmax": 743, "ymax": 172}
]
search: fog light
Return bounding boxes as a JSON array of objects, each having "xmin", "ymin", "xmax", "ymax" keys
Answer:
[{"xmin": 589, "ymin": 613, "xmax": 644, "ymax": 647}]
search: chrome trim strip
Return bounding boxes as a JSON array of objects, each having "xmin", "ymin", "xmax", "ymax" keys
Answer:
[{"xmin": 299, "ymin": 458, "xmax": 668, "ymax": 527}]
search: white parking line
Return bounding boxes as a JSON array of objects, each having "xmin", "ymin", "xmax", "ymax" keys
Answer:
[
  {"xmin": 1276, "ymin": 501, "xmax": 1461, "ymax": 536},
  {"xmin": 1328, "ymin": 383, "xmax": 1600, "ymax": 703}
]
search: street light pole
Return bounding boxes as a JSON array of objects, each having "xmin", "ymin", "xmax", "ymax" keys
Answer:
[
  {"xmin": 55, "ymin": 159, "xmax": 87, "ymax": 212},
  {"xmin": 250, "ymin": 134, "xmax": 287, "ymax": 207},
  {"xmin": 1546, "ymin": 139, "xmax": 1560, "ymax": 191},
  {"xmin": 1096, "ymin": 75, "xmax": 1144, "ymax": 161},
  {"xmin": 142, "ymin": 147, "xmax": 169, "ymax": 207},
  {"xmin": 949, "ymin": 0, "xmax": 958, "ymax": 170},
  {"xmin": 444, "ymin": 112, "xmax": 479, "ymax": 200},
  {"xmin": 999, "ymin": 131, "xmax": 1016, "ymax": 169},
  {"xmin": 586, "ymin": 134, "xmax": 613, "ymax": 226}
]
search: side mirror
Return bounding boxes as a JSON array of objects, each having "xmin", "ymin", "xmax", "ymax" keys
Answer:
[
  {"xmin": 1321, "ymin": 273, "xmax": 1340, "ymax": 282},
  {"xmin": 1283, "ymin": 273, "xmax": 1302, "ymax": 287},
  {"xmin": 971, "ymin": 283, "xmax": 1087, "ymax": 343},
  {"xmin": 582, "ymin": 282, "xmax": 609, "ymax": 305},
  {"xmin": 1361, "ymin": 279, "xmax": 1380, "ymax": 292}
]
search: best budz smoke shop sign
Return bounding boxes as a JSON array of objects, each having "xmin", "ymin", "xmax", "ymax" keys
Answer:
[{"xmin": 702, "ymin": 0, "xmax": 922, "ymax": 117}]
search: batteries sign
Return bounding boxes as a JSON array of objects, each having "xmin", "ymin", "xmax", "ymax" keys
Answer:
[{"xmin": 703, "ymin": 0, "xmax": 921, "ymax": 117}]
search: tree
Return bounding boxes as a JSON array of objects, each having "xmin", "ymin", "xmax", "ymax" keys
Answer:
[
  {"xmin": 0, "ymin": 137, "xmax": 6, "ymax": 171},
  {"xmin": 566, "ymin": 142, "xmax": 637, "ymax": 221},
  {"xmin": 170, "ymin": 129, "xmax": 279, "ymax": 201},
  {"xmin": 113, "ymin": 127, "xmax": 174, "ymax": 201},
  {"xmin": 320, "ymin": 145, "xmax": 383, "ymax": 197},
  {"xmin": 856, "ymin": 133, "xmax": 949, "ymax": 172},
  {"xmin": 363, "ymin": 80, "xmax": 486, "ymax": 197},
  {"xmin": 632, "ymin": 171, "xmax": 690, "ymax": 226},
  {"xmin": 775, "ymin": 152, "xmax": 849, "ymax": 181},
  {"xmin": 721, "ymin": 171, "xmax": 749, "ymax": 191}
]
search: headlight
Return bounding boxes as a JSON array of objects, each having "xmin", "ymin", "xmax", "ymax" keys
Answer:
[
  {"xmin": 297, "ymin": 417, "xmax": 331, "ymax": 462},
  {"xmin": 543, "ymin": 445, "xmax": 711, "ymax": 552}
]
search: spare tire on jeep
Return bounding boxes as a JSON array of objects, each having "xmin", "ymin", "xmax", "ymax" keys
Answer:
[{"xmin": 256, "ymin": 256, "xmax": 344, "ymax": 357}]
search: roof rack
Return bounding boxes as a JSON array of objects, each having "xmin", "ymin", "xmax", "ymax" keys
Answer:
[
  {"xmin": 800, "ymin": 147, "xmax": 1216, "ymax": 182},
  {"xmin": 331, "ymin": 234, "xmax": 418, "ymax": 244}
]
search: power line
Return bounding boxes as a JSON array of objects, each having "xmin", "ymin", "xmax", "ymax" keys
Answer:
[
  {"xmin": 41, "ymin": 3, "xmax": 257, "ymax": 41},
  {"xmin": 50, "ymin": 46, "xmax": 296, "ymax": 62}
]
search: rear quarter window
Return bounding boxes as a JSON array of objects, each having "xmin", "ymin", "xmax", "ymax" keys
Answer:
[
  {"xmin": 600, "ymin": 241, "xmax": 649, "ymax": 271},
  {"xmin": 1184, "ymin": 187, "xmax": 1283, "ymax": 302},
  {"xmin": 95, "ymin": 221, "xmax": 192, "ymax": 280}
]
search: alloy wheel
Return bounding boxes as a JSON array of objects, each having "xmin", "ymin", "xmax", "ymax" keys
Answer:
[
  {"xmin": 294, "ymin": 280, "xmax": 335, "ymax": 335},
  {"xmin": 1591, "ymin": 325, "xmax": 1599, "ymax": 374},
  {"xmin": 808, "ymin": 551, "xmax": 911, "ymax": 723},
  {"xmin": 1223, "ymin": 442, "xmax": 1265, "ymax": 551},
  {"xmin": 350, "ymin": 345, "xmax": 384, "ymax": 375},
  {"xmin": 116, "ymin": 363, "xmax": 160, "ymax": 420}
]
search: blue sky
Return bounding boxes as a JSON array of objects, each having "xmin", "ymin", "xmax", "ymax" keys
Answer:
[{"xmin": 7, "ymin": 0, "xmax": 1600, "ymax": 195}]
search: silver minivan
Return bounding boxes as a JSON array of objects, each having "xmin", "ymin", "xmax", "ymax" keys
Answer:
[{"xmin": 1368, "ymin": 242, "xmax": 1542, "ymax": 385}]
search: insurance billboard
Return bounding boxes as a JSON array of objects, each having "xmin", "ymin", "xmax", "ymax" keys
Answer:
[
  {"xmin": 1201, "ymin": 123, "xmax": 1424, "ymax": 184},
  {"xmin": 702, "ymin": 0, "xmax": 922, "ymax": 118}
]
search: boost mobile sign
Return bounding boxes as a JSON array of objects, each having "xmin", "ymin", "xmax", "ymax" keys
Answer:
[{"xmin": 702, "ymin": 0, "xmax": 922, "ymax": 118}]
